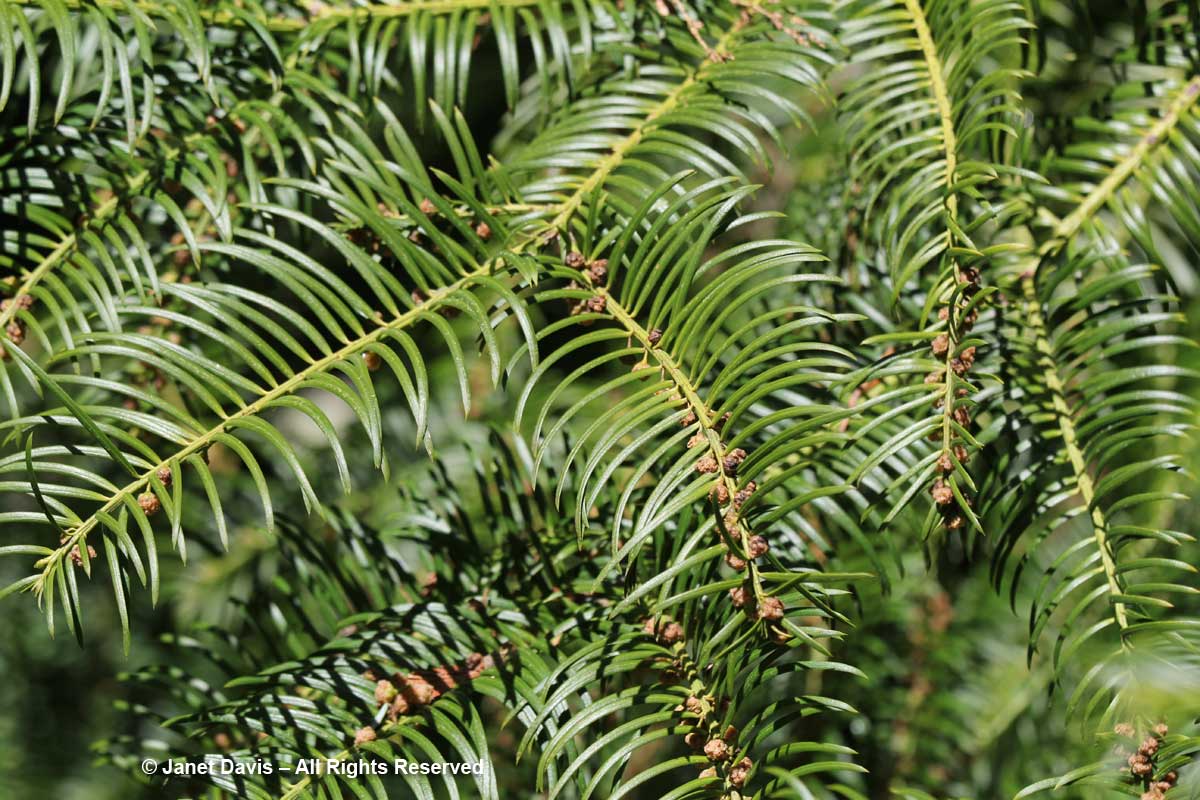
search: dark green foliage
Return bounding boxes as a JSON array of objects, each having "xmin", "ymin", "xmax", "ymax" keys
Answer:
[{"xmin": 0, "ymin": 1, "xmax": 1198, "ymax": 798}]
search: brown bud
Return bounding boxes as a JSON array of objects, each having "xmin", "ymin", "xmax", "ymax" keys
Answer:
[
  {"xmin": 564, "ymin": 251, "xmax": 586, "ymax": 268},
  {"xmin": 213, "ymin": 732, "xmax": 232, "ymax": 750},
  {"xmin": 758, "ymin": 596, "xmax": 784, "ymax": 620},
  {"xmin": 696, "ymin": 456, "xmax": 718, "ymax": 474},
  {"xmin": 6, "ymin": 322, "xmax": 24, "ymax": 345},
  {"xmin": 1154, "ymin": 723, "xmax": 1169, "ymax": 737},
  {"xmin": 587, "ymin": 259, "xmax": 608, "ymax": 283},
  {"xmin": 1139, "ymin": 737, "xmax": 1159, "ymax": 756},
  {"xmin": 419, "ymin": 198, "xmax": 437, "ymax": 215},
  {"xmin": 733, "ymin": 482, "xmax": 757, "ymax": 509},
  {"xmin": 389, "ymin": 693, "xmax": 410, "ymax": 718},
  {"xmin": 401, "ymin": 674, "xmax": 438, "ymax": 706},
  {"xmin": 375, "ymin": 679, "xmax": 398, "ymax": 704},
  {"xmin": 354, "ymin": 727, "xmax": 376, "ymax": 745},
  {"xmin": 647, "ymin": 328, "xmax": 663, "ymax": 346},
  {"xmin": 681, "ymin": 410, "xmax": 698, "ymax": 426},
  {"xmin": 698, "ymin": 766, "xmax": 717, "ymax": 779},
  {"xmin": 363, "ymin": 350, "xmax": 382, "ymax": 371},
  {"xmin": 729, "ymin": 586, "xmax": 750, "ymax": 608},
  {"xmin": 931, "ymin": 479, "xmax": 954, "ymax": 505},
  {"xmin": 68, "ymin": 544, "xmax": 97, "ymax": 566},
  {"xmin": 712, "ymin": 483, "xmax": 730, "ymax": 504},
  {"xmin": 725, "ymin": 552, "xmax": 747, "ymax": 571},
  {"xmin": 586, "ymin": 295, "xmax": 607, "ymax": 313},
  {"xmin": 138, "ymin": 491, "xmax": 161, "ymax": 516},
  {"xmin": 687, "ymin": 433, "xmax": 705, "ymax": 448},
  {"xmin": 684, "ymin": 731, "xmax": 706, "ymax": 750},
  {"xmin": 474, "ymin": 222, "xmax": 491, "ymax": 240},
  {"xmin": 747, "ymin": 535, "xmax": 769, "ymax": 558},
  {"xmin": 729, "ymin": 757, "xmax": 752, "ymax": 788},
  {"xmin": 703, "ymin": 738, "xmax": 729, "ymax": 761},
  {"xmin": 1114, "ymin": 723, "xmax": 1135, "ymax": 737},
  {"xmin": 723, "ymin": 448, "xmax": 747, "ymax": 475},
  {"xmin": 643, "ymin": 617, "xmax": 684, "ymax": 644},
  {"xmin": 156, "ymin": 466, "xmax": 173, "ymax": 488},
  {"xmin": 931, "ymin": 334, "xmax": 949, "ymax": 356}
]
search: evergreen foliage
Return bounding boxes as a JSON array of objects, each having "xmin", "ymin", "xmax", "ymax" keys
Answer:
[{"xmin": 0, "ymin": 1, "xmax": 1198, "ymax": 797}]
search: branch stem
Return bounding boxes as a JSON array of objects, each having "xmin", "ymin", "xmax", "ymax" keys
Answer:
[
  {"xmin": 30, "ymin": 24, "xmax": 753, "ymax": 599},
  {"xmin": 1020, "ymin": 277, "xmax": 1128, "ymax": 631},
  {"xmin": 602, "ymin": 292, "xmax": 767, "ymax": 604},
  {"xmin": 1015, "ymin": 75, "xmax": 1200, "ymax": 635},
  {"xmin": 5, "ymin": 0, "xmax": 540, "ymax": 32}
]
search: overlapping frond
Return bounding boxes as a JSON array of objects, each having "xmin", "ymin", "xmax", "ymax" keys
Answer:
[
  {"xmin": 101, "ymin": 435, "xmax": 868, "ymax": 799},
  {"xmin": 0, "ymin": 0, "xmax": 640, "ymax": 421},
  {"xmin": 0, "ymin": 0, "xmax": 849, "ymax": 653},
  {"xmin": 1018, "ymin": 725, "xmax": 1200, "ymax": 799},
  {"xmin": 516, "ymin": 186, "xmax": 861, "ymax": 617},
  {"xmin": 834, "ymin": 0, "xmax": 1035, "ymax": 537},
  {"xmin": 0, "ymin": 0, "xmax": 617, "ymax": 131},
  {"xmin": 0, "ymin": 2, "xmax": 1197, "ymax": 797},
  {"xmin": 837, "ymin": 0, "xmax": 1030, "ymax": 299},
  {"xmin": 0, "ymin": 110, "xmax": 545, "ymax": 647},
  {"xmin": 981, "ymin": 245, "xmax": 1198, "ymax": 724},
  {"xmin": 975, "ymin": 20, "xmax": 1200, "ymax": 734}
]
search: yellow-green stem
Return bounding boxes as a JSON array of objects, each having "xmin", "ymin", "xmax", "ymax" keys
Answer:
[
  {"xmin": 5, "ymin": 0, "xmax": 540, "ymax": 32},
  {"xmin": 1014, "ymin": 76, "xmax": 1200, "ymax": 634},
  {"xmin": 1045, "ymin": 76, "xmax": 1200, "ymax": 251},
  {"xmin": 1020, "ymin": 277, "xmax": 1127, "ymax": 630},
  {"xmin": 904, "ymin": 0, "xmax": 965, "ymax": 462},
  {"xmin": 0, "ymin": 48, "xmax": 312, "ymax": 339},
  {"xmin": 32, "ymin": 23, "xmax": 750, "ymax": 597},
  {"xmin": 602, "ymin": 292, "xmax": 767, "ymax": 605}
]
